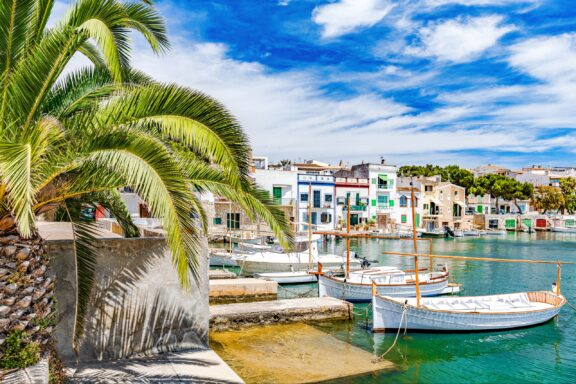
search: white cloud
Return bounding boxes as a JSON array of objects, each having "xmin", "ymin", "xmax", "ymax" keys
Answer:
[
  {"xmin": 508, "ymin": 34, "xmax": 576, "ymax": 83},
  {"xmin": 312, "ymin": 0, "xmax": 395, "ymax": 39},
  {"xmin": 425, "ymin": 0, "xmax": 540, "ymax": 6},
  {"xmin": 408, "ymin": 15, "xmax": 515, "ymax": 62}
]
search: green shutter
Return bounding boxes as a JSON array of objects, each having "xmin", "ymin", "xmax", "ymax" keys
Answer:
[
  {"xmin": 371, "ymin": 199, "xmax": 376, "ymax": 207},
  {"xmin": 505, "ymin": 219, "xmax": 516, "ymax": 229},
  {"xmin": 371, "ymin": 178, "xmax": 376, "ymax": 184},
  {"xmin": 477, "ymin": 206, "xmax": 482, "ymax": 213},
  {"xmin": 566, "ymin": 219, "xmax": 575, "ymax": 227},
  {"xmin": 416, "ymin": 214, "xmax": 420, "ymax": 227},
  {"xmin": 523, "ymin": 219, "xmax": 532, "ymax": 227},
  {"xmin": 401, "ymin": 215, "xmax": 407, "ymax": 223},
  {"xmin": 389, "ymin": 199, "xmax": 394, "ymax": 207},
  {"xmin": 273, "ymin": 187, "xmax": 282, "ymax": 204}
]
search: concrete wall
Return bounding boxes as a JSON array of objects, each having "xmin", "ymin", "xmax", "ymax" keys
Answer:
[{"xmin": 48, "ymin": 237, "xmax": 208, "ymax": 364}]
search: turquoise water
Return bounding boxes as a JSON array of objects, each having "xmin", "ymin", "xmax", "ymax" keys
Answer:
[{"xmin": 279, "ymin": 233, "xmax": 576, "ymax": 383}]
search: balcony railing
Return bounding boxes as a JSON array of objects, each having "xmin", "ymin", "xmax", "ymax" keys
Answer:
[
  {"xmin": 273, "ymin": 198, "xmax": 295, "ymax": 206},
  {"xmin": 343, "ymin": 205, "xmax": 367, "ymax": 211}
]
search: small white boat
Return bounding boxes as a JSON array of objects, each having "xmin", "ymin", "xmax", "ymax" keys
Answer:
[
  {"xmin": 209, "ymin": 249, "xmax": 238, "ymax": 267},
  {"xmin": 484, "ymin": 229, "xmax": 507, "ymax": 235},
  {"xmin": 420, "ymin": 229, "xmax": 447, "ymax": 238},
  {"xmin": 373, "ymin": 290, "xmax": 565, "ymax": 332},
  {"xmin": 254, "ymin": 271, "xmax": 318, "ymax": 284},
  {"xmin": 550, "ymin": 226, "xmax": 576, "ymax": 233},
  {"xmin": 462, "ymin": 230, "xmax": 480, "ymax": 237},
  {"xmin": 453, "ymin": 230, "xmax": 464, "ymax": 238},
  {"xmin": 234, "ymin": 240, "xmax": 360, "ymax": 275},
  {"xmin": 318, "ymin": 266, "xmax": 450, "ymax": 302}
]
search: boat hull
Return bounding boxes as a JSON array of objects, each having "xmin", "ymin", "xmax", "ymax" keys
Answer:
[
  {"xmin": 551, "ymin": 227, "xmax": 576, "ymax": 233},
  {"xmin": 373, "ymin": 291, "xmax": 565, "ymax": 332},
  {"xmin": 254, "ymin": 271, "xmax": 318, "ymax": 284},
  {"xmin": 236, "ymin": 256, "xmax": 358, "ymax": 275},
  {"xmin": 421, "ymin": 232, "xmax": 447, "ymax": 238},
  {"xmin": 209, "ymin": 253, "xmax": 238, "ymax": 267},
  {"xmin": 318, "ymin": 274, "xmax": 449, "ymax": 302}
]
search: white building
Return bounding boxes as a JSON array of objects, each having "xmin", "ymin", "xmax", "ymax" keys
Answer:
[
  {"xmin": 297, "ymin": 173, "xmax": 336, "ymax": 231},
  {"xmin": 334, "ymin": 176, "xmax": 370, "ymax": 227}
]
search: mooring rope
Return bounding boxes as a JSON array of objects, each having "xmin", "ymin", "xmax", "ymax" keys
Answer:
[
  {"xmin": 279, "ymin": 284, "xmax": 317, "ymax": 298},
  {"xmin": 374, "ymin": 303, "xmax": 409, "ymax": 362},
  {"xmin": 565, "ymin": 300, "xmax": 576, "ymax": 312}
]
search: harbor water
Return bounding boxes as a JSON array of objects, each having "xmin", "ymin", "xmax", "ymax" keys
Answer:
[{"xmin": 215, "ymin": 232, "xmax": 576, "ymax": 383}]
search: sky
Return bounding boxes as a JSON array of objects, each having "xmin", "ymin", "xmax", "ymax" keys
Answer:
[{"xmin": 55, "ymin": 0, "xmax": 576, "ymax": 168}]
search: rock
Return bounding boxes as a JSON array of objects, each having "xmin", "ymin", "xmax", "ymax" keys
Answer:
[
  {"xmin": 2, "ymin": 245, "xmax": 17, "ymax": 257},
  {"xmin": 4, "ymin": 283, "xmax": 17, "ymax": 294},
  {"xmin": 18, "ymin": 260, "xmax": 30, "ymax": 273},
  {"xmin": 15, "ymin": 247, "xmax": 30, "ymax": 261},
  {"xmin": 0, "ymin": 268, "xmax": 8, "ymax": 278},
  {"xmin": 28, "ymin": 326, "xmax": 40, "ymax": 335},
  {"xmin": 10, "ymin": 309, "xmax": 24, "ymax": 321},
  {"xmin": 0, "ymin": 318, "xmax": 10, "ymax": 329},
  {"xmin": 2, "ymin": 296, "xmax": 15, "ymax": 306},
  {"xmin": 6, "ymin": 262, "xmax": 16, "ymax": 269},
  {"xmin": 32, "ymin": 288, "xmax": 46, "ymax": 300},
  {"xmin": 0, "ymin": 235, "xmax": 18, "ymax": 244},
  {"xmin": 12, "ymin": 321, "xmax": 28, "ymax": 331},
  {"xmin": 32, "ymin": 265, "xmax": 46, "ymax": 278},
  {"xmin": 0, "ymin": 305, "xmax": 10, "ymax": 316},
  {"xmin": 23, "ymin": 286, "xmax": 34, "ymax": 294},
  {"xmin": 16, "ymin": 296, "xmax": 32, "ymax": 308}
]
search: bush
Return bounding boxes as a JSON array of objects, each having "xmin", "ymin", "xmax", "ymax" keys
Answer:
[{"xmin": 0, "ymin": 331, "xmax": 41, "ymax": 370}]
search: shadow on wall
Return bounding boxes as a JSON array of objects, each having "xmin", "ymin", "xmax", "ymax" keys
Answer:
[{"xmin": 48, "ymin": 237, "xmax": 208, "ymax": 364}]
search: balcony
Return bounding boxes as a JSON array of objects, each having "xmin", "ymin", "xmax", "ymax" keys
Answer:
[
  {"xmin": 273, "ymin": 198, "xmax": 296, "ymax": 206},
  {"xmin": 298, "ymin": 174, "xmax": 334, "ymax": 183},
  {"xmin": 343, "ymin": 205, "xmax": 367, "ymax": 211},
  {"xmin": 377, "ymin": 183, "xmax": 392, "ymax": 190}
]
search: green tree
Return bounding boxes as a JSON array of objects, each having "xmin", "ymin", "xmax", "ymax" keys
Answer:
[
  {"xmin": 532, "ymin": 186, "xmax": 564, "ymax": 214},
  {"xmin": 559, "ymin": 177, "xmax": 576, "ymax": 213},
  {"xmin": 0, "ymin": 0, "xmax": 292, "ymax": 360},
  {"xmin": 468, "ymin": 174, "xmax": 506, "ymax": 211}
]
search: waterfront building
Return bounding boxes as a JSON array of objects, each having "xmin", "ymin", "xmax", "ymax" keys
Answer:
[
  {"xmin": 466, "ymin": 194, "xmax": 491, "ymax": 214},
  {"xmin": 401, "ymin": 176, "xmax": 469, "ymax": 230},
  {"xmin": 333, "ymin": 175, "xmax": 370, "ymax": 228},
  {"xmin": 297, "ymin": 173, "xmax": 336, "ymax": 231},
  {"xmin": 395, "ymin": 182, "xmax": 423, "ymax": 230}
]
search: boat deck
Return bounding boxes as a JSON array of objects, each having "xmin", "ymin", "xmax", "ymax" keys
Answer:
[{"xmin": 401, "ymin": 293, "xmax": 554, "ymax": 312}]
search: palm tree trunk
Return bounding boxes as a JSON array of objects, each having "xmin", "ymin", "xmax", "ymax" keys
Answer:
[{"xmin": 0, "ymin": 226, "xmax": 54, "ymax": 363}]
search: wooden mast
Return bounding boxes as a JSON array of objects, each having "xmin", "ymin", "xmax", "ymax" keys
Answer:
[
  {"xmin": 308, "ymin": 183, "xmax": 313, "ymax": 270},
  {"xmin": 556, "ymin": 261, "xmax": 561, "ymax": 295},
  {"xmin": 410, "ymin": 180, "xmax": 421, "ymax": 307},
  {"xmin": 345, "ymin": 195, "xmax": 351, "ymax": 279}
]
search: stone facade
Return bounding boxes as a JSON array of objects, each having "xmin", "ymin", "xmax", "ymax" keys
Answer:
[{"xmin": 0, "ymin": 235, "xmax": 54, "ymax": 365}]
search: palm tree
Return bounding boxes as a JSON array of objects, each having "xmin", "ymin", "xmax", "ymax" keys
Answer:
[{"xmin": 0, "ymin": 0, "xmax": 292, "ymax": 366}]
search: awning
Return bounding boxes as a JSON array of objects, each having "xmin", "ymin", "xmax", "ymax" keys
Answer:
[{"xmin": 455, "ymin": 201, "xmax": 466, "ymax": 208}]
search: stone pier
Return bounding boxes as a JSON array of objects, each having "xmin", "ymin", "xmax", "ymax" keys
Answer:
[
  {"xmin": 210, "ymin": 297, "xmax": 352, "ymax": 331},
  {"xmin": 209, "ymin": 278, "xmax": 277, "ymax": 304}
]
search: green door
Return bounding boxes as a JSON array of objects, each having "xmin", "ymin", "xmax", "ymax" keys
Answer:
[
  {"xmin": 416, "ymin": 214, "xmax": 420, "ymax": 227},
  {"xmin": 350, "ymin": 214, "xmax": 359, "ymax": 226},
  {"xmin": 505, "ymin": 219, "xmax": 516, "ymax": 229},
  {"xmin": 272, "ymin": 187, "xmax": 282, "ymax": 204},
  {"xmin": 523, "ymin": 219, "xmax": 532, "ymax": 227},
  {"xmin": 477, "ymin": 205, "xmax": 483, "ymax": 213}
]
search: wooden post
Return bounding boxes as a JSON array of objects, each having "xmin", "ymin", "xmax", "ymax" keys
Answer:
[
  {"xmin": 410, "ymin": 181, "xmax": 421, "ymax": 307},
  {"xmin": 556, "ymin": 262, "xmax": 561, "ymax": 295},
  {"xmin": 346, "ymin": 195, "xmax": 351, "ymax": 279},
  {"xmin": 429, "ymin": 239, "xmax": 434, "ymax": 273},
  {"xmin": 372, "ymin": 280, "xmax": 377, "ymax": 296},
  {"xmin": 308, "ymin": 183, "xmax": 313, "ymax": 270}
]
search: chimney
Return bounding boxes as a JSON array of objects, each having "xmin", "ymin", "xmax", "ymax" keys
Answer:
[{"xmin": 380, "ymin": 156, "xmax": 386, "ymax": 165}]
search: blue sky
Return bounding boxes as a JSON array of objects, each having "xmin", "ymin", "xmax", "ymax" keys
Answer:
[{"xmin": 60, "ymin": 0, "xmax": 576, "ymax": 168}]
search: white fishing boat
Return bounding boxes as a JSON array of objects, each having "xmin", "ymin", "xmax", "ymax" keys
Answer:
[
  {"xmin": 550, "ymin": 226, "xmax": 576, "ymax": 233},
  {"xmin": 373, "ymin": 290, "xmax": 566, "ymax": 332},
  {"xmin": 209, "ymin": 249, "xmax": 238, "ymax": 267},
  {"xmin": 420, "ymin": 229, "xmax": 447, "ymax": 238},
  {"xmin": 484, "ymin": 229, "xmax": 507, "ymax": 235},
  {"xmin": 254, "ymin": 271, "xmax": 318, "ymax": 284},
  {"xmin": 318, "ymin": 265, "xmax": 450, "ymax": 302},
  {"xmin": 234, "ymin": 240, "xmax": 360, "ymax": 275},
  {"xmin": 462, "ymin": 229, "xmax": 480, "ymax": 237},
  {"xmin": 453, "ymin": 230, "xmax": 464, "ymax": 237}
]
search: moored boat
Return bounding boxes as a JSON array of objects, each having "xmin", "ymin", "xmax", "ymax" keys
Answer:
[
  {"xmin": 484, "ymin": 229, "xmax": 507, "ymax": 235},
  {"xmin": 421, "ymin": 229, "xmax": 447, "ymax": 238},
  {"xmin": 209, "ymin": 249, "xmax": 238, "ymax": 267},
  {"xmin": 373, "ymin": 290, "xmax": 566, "ymax": 332},
  {"xmin": 318, "ymin": 265, "xmax": 450, "ymax": 302},
  {"xmin": 254, "ymin": 271, "xmax": 318, "ymax": 284},
  {"xmin": 550, "ymin": 226, "xmax": 576, "ymax": 233},
  {"xmin": 462, "ymin": 230, "xmax": 479, "ymax": 237}
]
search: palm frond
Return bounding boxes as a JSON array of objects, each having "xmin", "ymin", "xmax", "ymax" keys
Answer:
[
  {"xmin": 27, "ymin": 0, "xmax": 54, "ymax": 48},
  {"xmin": 122, "ymin": 1, "xmax": 169, "ymax": 53},
  {"xmin": 0, "ymin": 142, "xmax": 35, "ymax": 238}
]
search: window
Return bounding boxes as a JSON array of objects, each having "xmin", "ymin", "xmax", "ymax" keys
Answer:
[
  {"xmin": 300, "ymin": 193, "xmax": 308, "ymax": 202},
  {"xmin": 401, "ymin": 215, "xmax": 407, "ymax": 223},
  {"xmin": 425, "ymin": 185, "xmax": 433, "ymax": 192},
  {"xmin": 313, "ymin": 190, "xmax": 321, "ymax": 208},
  {"xmin": 378, "ymin": 175, "xmax": 388, "ymax": 189},
  {"xmin": 213, "ymin": 217, "xmax": 222, "ymax": 225},
  {"xmin": 325, "ymin": 194, "xmax": 333, "ymax": 203},
  {"xmin": 273, "ymin": 186, "xmax": 282, "ymax": 204},
  {"xmin": 454, "ymin": 191, "xmax": 458, "ymax": 196},
  {"xmin": 423, "ymin": 203, "xmax": 429, "ymax": 210},
  {"xmin": 337, "ymin": 197, "xmax": 346, "ymax": 205},
  {"xmin": 321, "ymin": 212, "xmax": 332, "ymax": 224},
  {"xmin": 226, "ymin": 213, "xmax": 240, "ymax": 229},
  {"xmin": 399, "ymin": 195, "xmax": 408, "ymax": 207},
  {"xmin": 377, "ymin": 195, "xmax": 388, "ymax": 206}
]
